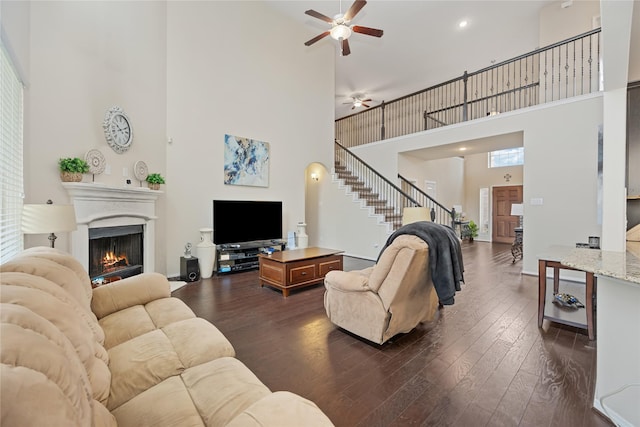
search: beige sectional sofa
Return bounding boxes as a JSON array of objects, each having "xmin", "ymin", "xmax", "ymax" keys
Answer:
[{"xmin": 0, "ymin": 247, "xmax": 333, "ymax": 426}]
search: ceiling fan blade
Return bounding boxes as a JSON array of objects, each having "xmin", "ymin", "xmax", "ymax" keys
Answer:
[
  {"xmin": 341, "ymin": 38, "xmax": 351, "ymax": 56},
  {"xmin": 361, "ymin": 99, "xmax": 372, "ymax": 102},
  {"xmin": 304, "ymin": 31, "xmax": 330, "ymax": 46},
  {"xmin": 343, "ymin": 0, "xmax": 367, "ymax": 21},
  {"xmin": 304, "ymin": 9, "xmax": 334, "ymax": 23},
  {"xmin": 362, "ymin": 103, "xmax": 371, "ymax": 108},
  {"xmin": 351, "ymin": 105, "xmax": 356, "ymax": 110},
  {"xmin": 352, "ymin": 26, "xmax": 384, "ymax": 37}
]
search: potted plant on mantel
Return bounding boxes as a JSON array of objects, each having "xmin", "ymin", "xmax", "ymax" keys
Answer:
[
  {"xmin": 146, "ymin": 173, "xmax": 165, "ymax": 190},
  {"xmin": 58, "ymin": 157, "xmax": 89, "ymax": 182}
]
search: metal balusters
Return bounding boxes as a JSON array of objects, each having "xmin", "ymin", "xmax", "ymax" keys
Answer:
[{"xmin": 334, "ymin": 29, "xmax": 600, "ymax": 147}]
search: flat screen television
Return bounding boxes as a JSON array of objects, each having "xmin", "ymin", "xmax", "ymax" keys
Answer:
[{"xmin": 213, "ymin": 200, "xmax": 282, "ymax": 245}]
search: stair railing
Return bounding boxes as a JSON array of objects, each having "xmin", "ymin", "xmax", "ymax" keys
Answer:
[
  {"xmin": 397, "ymin": 174, "xmax": 455, "ymax": 226},
  {"xmin": 335, "ymin": 141, "xmax": 454, "ymax": 228}
]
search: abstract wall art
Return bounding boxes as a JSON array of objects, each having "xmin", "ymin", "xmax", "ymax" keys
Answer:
[{"xmin": 223, "ymin": 134, "xmax": 270, "ymax": 187}]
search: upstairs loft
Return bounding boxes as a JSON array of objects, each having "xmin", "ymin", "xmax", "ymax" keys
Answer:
[{"xmin": 335, "ymin": 29, "xmax": 602, "ymax": 148}]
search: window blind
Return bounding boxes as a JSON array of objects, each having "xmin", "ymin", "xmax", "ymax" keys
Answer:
[{"xmin": 0, "ymin": 41, "xmax": 24, "ymax": 263}]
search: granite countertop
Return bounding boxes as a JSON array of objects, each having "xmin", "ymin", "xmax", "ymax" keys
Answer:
[{"xmin": 560, "ymin": 242, "xmax": 640, "ymax": 284}]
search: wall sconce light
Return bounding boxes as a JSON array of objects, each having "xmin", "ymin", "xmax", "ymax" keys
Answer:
[
  {"xmin": 310, "ymin": 173, "xmax": 319, "ymax": 182},
  {"xmin": 22, "ymin": 199, "xmax": 77, "ymax": 248}
]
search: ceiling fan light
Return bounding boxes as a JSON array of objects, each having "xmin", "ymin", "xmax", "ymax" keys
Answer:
[
  {"xmin": 330, "ymin": 24, "xmax": 352, "ymax": 40},
  {"xmin": 353, "ymin": 100, "xmax": 362, "ymax": 107}
]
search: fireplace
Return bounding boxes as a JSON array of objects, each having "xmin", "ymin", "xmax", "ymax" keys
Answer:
[
  {"xmin": 62, "ymin": 183, "xmax": 161, "ymax": 276},
  {"xmin": 89, "ymin": 225, "xmax": 144, "ymax": 281}
]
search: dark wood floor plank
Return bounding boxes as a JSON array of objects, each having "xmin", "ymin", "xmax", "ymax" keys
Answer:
[{"xmin": 172, "ymin": 241, "xmax": 613, "ymax": 427}]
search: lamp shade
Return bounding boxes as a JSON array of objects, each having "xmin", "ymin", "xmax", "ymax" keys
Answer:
[
  {"xmin": 22, "ymin": 204, "xmax": 77, "ymax": 234},
  {"xmin": 510, "ymin": 203, "xmax": 524, "ymax": 216},
  {"xmin": 402, "ymin": 207, "xmax": 430, "ymax": 225}
]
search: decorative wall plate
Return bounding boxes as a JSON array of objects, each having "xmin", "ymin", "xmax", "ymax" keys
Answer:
[
  {"xmin": 85, "ymin": 149, "xmax": 106, "ymax": 175},
  {"xmin": 133, "ymin": 160, "xmax": 149, "ymax": 182}
]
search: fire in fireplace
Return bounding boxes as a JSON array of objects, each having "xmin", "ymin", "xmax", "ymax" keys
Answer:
[{"xmin": 89, "ymin": 225, "xmax": 144, "ymax": 281}]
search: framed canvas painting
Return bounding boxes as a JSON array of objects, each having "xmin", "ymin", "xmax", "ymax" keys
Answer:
[{"xmin": 224, "ymin": 134, "xmax": 270, "ymax": 187}]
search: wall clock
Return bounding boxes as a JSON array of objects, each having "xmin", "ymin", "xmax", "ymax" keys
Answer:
[{"xmin": 103, "ymin": 106, "xmax": 133, "ymax": 154}]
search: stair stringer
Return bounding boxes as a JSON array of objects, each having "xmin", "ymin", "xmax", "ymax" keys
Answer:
[{"xmin": 331, "ymin": 170, "xmax": 395, "ymax": 236}]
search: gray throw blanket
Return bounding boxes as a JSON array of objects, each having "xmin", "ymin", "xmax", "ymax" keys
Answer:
[{"xmin": 378, "ymin": 221, "xmax": 464, "ymax": 305}]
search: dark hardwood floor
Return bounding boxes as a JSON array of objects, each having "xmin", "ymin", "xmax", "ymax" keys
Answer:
[{"xmin": 172, "ymin": 242, "xmax": 612, "ymax": 427}]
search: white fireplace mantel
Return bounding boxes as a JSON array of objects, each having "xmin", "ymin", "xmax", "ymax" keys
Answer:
[{"xmin": 62, "ymin": 183, "xmax": 162, "ymax": 274}]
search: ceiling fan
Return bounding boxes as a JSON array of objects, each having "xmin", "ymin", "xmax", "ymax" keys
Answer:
[
  {"xmin": 343, "ymin": 96, "xmax": 373, "ymax": 110},
  {"xmin": 303, "ymin": 0, "xmax": 383, "ymax": 56}
]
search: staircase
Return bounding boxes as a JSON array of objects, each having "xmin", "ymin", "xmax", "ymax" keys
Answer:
[
  {"xmin": 334, "ymin": 162, "xmax": 402, "ymax": 230},
  {"xmin": 333, "ymin": 141, "xmax": 454, "ymax": 232}
]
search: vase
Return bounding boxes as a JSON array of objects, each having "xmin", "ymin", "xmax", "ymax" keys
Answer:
[
  {"xmin": 60, "ymin": 172, "xmax": 83, "ymax": 182},
  {"xmin": 148, "ymin": 182, "xmax": 160, "ymax": 190},
  {"xmin": 197, "ymin": 228, "xmax": 215, "ymax": 279},
  {"xmin": 296, "ymin": 222, "xmax": 308, "ymax": 249}
]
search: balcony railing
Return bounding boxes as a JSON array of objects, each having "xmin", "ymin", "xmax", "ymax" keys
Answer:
[{"xmin": 335, "ymin": 28, "xmax": 601, "ymax": 148}]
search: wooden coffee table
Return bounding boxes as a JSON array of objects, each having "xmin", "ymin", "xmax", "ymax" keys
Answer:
[{"xmin": 258, "ymin": 247, "xmax": 343, "ymax": 297}]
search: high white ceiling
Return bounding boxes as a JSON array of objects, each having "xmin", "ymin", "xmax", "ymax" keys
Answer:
[{"xmin": 265, "ymin": 0, "xmax": 556, "ymax": 119}]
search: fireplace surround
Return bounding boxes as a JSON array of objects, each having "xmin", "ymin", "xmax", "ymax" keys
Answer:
[{"xmin": 62, "ymin": 183, "xmax": 161, "ymax": 276}]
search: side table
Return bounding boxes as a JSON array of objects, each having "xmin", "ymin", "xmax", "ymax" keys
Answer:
[{"xmin": 538, "ymin": 246, "xmax": 596, "ymax": 340}]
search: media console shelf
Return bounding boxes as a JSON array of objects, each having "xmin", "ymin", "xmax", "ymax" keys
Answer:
[{"xmin": 216, "ymin": 240, "xmax": 286, "ymax": 274}]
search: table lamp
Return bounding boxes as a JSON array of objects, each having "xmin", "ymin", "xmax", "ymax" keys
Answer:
[
  {"xmin": 510, "ymin": 203, "xmax": 524, "ymax": 228},
  {"xmin": 22, "ymin": 200, "xmax": 77, "ymax": 248}
]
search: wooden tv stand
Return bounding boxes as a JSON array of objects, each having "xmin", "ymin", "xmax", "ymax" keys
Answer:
[{"xmin": 258, "ymin": 247, "xmax": 343, "ymax": 297}]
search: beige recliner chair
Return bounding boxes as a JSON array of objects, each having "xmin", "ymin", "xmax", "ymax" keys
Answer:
[{"xmin": 323, "ymin": 234, "xmax": 439, "ymax": 345}]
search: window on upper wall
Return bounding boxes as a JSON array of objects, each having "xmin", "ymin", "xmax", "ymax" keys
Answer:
[
  {"xmin": 1, "ymin": 41, "xmax": 25, "ymax": 263},
  {"xmin": 488, "ymin": 147, "xmax": 524, "ymax": 168}
]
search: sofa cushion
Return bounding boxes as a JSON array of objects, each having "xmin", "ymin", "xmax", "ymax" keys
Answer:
[
  {"xmin": 99, "ymin": 305, "xmax": 158, "ymax": 349},
  {"xmin": 227, "ymin": 391, "xmax": 335, "ymax": 427},
  {"xmin": 0, "ymin": 271, "xmax": 105, "ymax": 348},
  {"xmin": 111, "ymin": 358, "xmax": 272, "ymax": 427},
  {"xmin": 19, "ymin": 246, "xmax": 93, "ymax": 295},
  {"xmin": 1, "ymin": 304, "xmax": 93, "ymax": 426},
  {"xmin": 1, "ymin": 282, "xmax": 112, "ymax": 403},
  {"xmin": 99, "ymin": 298, "xmax": 201, "ymax": 349},
  {"xmin": 107, "ymin": 329, "xmax": 185, "ymax": 410},
  {"xmin": 111, "ymin": 376, "xmax": 206, "ymax": 427},
  {"xmin": 182, "ymin": 357, "xmax": 272, "ymax": 426},
  {"xmin": 162, "ymin": 317, "xmax": 235, "ymax": 367},
  {"xmin": 145, "ymin": 297, "xmax": 196, "ymax": 327},
  {"xmin": 91, "ymin": 273, "xmax": 171, "ymax": 319},
  {"xmin": 0, "ymin": 257, "xmax": 92, "ymax": 314}
]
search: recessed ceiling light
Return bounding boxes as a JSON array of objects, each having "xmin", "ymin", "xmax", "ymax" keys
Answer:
[
  {"xmin": 459, "ymin": 147, "xmax": 467, "ymax": 151},
  {"xmin": 458, "ymin": 20, "xmax": 468, "ymax": 28}
]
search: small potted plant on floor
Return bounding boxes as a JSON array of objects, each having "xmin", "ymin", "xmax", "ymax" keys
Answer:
[
  {"xmin": 59, "ymin": 157, "xmax": 89, "ymax": 182},
  {"xmin": 146, "ymin": 173, "xmax": 165, "ymax": 190},
  {"xmin": 463, "ymin": 220, "xmax": 479, "ymax": 242}
]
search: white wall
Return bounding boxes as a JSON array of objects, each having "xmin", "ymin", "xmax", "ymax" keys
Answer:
[
  {"xmin": 463, "ymin": 151, "xmax": 523, "ymax": 240},
  {"xmin": 344, "ymin": 94, "xmax": 603, "ymax": 275},
  {"xmin": 539, "ymin": 0, "xmax": 600, "ymax": 46},
  {"xmin": 4, "ymin": 1, "xmax": 168, "ymax": 267},
  {"xmin": 165, "ymin": 1, "xmax": 334, "ymax": 276},
  {"xmin": 4, "ymin": 1, "xmax": 335, "ymax": 276},
  {"xmin": 307, "ymin": 164, "xmax": 391, "ymax": 261},
  {"xmin": 398, "ymin": 154, "xmax": 464, "ymax": 213}
]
